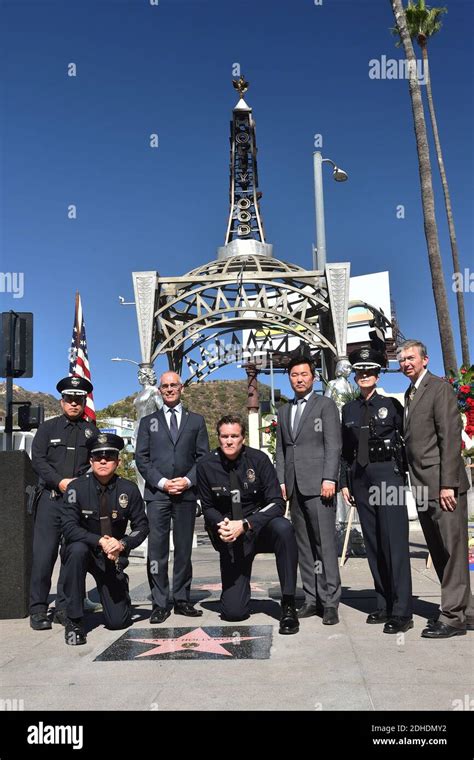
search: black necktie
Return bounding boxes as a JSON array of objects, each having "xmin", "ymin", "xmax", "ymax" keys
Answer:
[
  {"xmin": 292, "ymin": 398, "xmax": 305, "ymax": 435},
  {"xmin": 169, "ymin": 408, "xmax": 178, "ymax": 443},
  {"xmin": 357, "ymin": 401, "xmax": 370, "ymax": 468},
  {"xmin": 229, "ymin": 467, "xmax": 244, "ymax": 521},
  {"xmin": 99, "ymin": 486, "xmax": 113, "ymax": 536},
  {"xmin": 63, "ymin": 423, "xmax": 79, "ymax": 478}
]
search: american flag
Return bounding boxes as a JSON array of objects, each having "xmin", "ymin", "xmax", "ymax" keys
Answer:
[{"xmin": 68, "ymin": 292, "xmax": 96, "ymax": 423}]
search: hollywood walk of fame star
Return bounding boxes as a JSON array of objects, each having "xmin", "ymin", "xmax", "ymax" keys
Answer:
[
  {"xmin": 194, "ymin": 582, "xmax": 272, "ymax": 594},
  {"xmin": 131, "ymin": 627, "xmax": 264, "ymax": 658}
]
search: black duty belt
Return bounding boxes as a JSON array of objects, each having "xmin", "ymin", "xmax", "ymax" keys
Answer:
[{"xmin": 367, "ymin": 438, "xmax": 395, "ymax": 464}]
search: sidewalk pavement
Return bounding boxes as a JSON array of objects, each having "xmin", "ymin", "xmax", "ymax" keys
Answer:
[{"xmin": 0, "ymin": 524, "xmax": 472, "ymax": 713}]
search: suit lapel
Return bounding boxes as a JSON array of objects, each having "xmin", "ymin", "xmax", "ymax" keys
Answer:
[
  {"xmin": 293, "ymin": 392, "xmax": 318, "ymax": 441},
  {"xmin": 159, "ymin": 407, "xmax": 173, "ymax": 444},
  {"xmin": 283, "ymin": 401, "xmax": 292, "ymax": 441},
  {"xmin": 404, "ymin": 371, "xmax": 431, "ymax": 438},
  {"xmin": 173, "ymin": 407, "xmax": 189, "ymax": 445}
]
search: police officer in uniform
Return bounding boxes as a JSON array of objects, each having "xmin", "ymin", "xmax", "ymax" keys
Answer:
[
  {"xmin": 61, "ymin": 433, "xmax": 149, "ymax": 645},
  {"xmin": 340, "ymin": 348, "xmax": 413, "ymax": 634},
  {"xmin": 29, "ymin": 376, "xmax": 98, "ymax": 631},
  {"xmin": 197, "ymin": 414, "xmax": 299, "ymax": 635}
]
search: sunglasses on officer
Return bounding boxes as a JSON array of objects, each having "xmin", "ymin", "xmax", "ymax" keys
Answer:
[
  {"xmin": 62, "ymin": 394, "xmax": 86, "ymax": 404},
  {"xmin": 90, "ymin": 451, "xmax": 119, "ymax": 462}
]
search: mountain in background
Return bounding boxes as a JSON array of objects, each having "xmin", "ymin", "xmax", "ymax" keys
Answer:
[
  {"xmin": 0, "ymin": 382, "xmax": 61, "ymax": 421},
  {"xmin": 1, "ymin": 379, "xmax": 286, "ymax": 448},
  {"xmin": 97, "ymin": 379, "xmax": 285, "ymax": 448}
]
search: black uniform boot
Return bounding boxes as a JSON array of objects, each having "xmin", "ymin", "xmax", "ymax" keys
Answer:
[
  {"xmin": 279, "ymin": 596, "xmax": 299, "ymax": 635},
  {"xmin": 65, "ymin": 618, "xmax": 87, "ymax": 646}
]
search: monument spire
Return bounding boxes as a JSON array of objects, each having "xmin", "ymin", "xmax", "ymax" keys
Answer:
[{"xmin": 218, "ymin": 76, "xmax": 273, "ymax": 260}]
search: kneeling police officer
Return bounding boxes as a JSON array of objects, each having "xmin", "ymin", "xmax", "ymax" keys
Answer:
[
  {"xmin": 340, "ymin": 348, "xmax": 413, "ymax": 634},
  {"xmin": 61, "ymin": 433, "xmax": 149, "ymax": 645},
  {"xmin": 197, "ymin": 414, "xmax": 299, "ymax": 635}
]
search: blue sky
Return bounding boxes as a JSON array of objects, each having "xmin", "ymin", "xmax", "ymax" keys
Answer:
[{"xmin": 1, "ymin": 0, "xmax": 472, "ymax": 408}]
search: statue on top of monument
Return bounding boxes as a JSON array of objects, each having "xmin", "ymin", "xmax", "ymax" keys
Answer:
[
  {"xmin": 324, "ymin": 358, "xmax": 353, "ymax": 413},
  {"xmin": 133, "ymin": 365, "xmax": 162, "ymax": 497}
]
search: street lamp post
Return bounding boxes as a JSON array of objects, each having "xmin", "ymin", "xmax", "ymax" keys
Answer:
[
  {"xmin": 313, "ymin": 151, "xmax": 348, "ymax": 270},
  {"xmin": 110, "ymin": 357, "xmax": 140, "ymax": 366}
]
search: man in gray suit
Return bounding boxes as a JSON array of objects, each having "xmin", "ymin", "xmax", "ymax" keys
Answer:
[
  {"xmin": 398, "ymin": 340, "xmax": 474, "ymax": 638},
  {"xmin": 276, "ymin": 354, "xmax": 342, "ymax": 624},
  {"xmin": 135, "ymin": 371, "xmax": 209, "ymax": 623}
]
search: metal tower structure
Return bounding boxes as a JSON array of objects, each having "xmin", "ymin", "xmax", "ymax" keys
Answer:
[{"xmin": 132, "ymin": 77, "xmax": 350, "ymax": 393}]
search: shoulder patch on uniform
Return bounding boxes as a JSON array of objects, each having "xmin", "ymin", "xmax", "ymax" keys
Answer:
[{"xmin": 84, "ymin": 428, "xmax": 93, "ymax": 438}]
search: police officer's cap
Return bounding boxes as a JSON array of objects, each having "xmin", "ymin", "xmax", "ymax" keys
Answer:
[
  {"xmin": 57, "ymin": 376, "xmax": 93, "ymax": 396},
  {"xmin": 86, "ymin": 432, "xmax": 124, "ymax": 456},
  {"xmin": 349, "ymin": 347, "xmax": 385, "ymax": 371}
]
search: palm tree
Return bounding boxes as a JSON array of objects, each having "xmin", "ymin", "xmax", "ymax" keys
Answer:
[
  {"xmin": 393, "ymin": 0, "xmax": 470, "ymax": 366},
  {"xmin": 390, "ymin": 0, "xmax": 457, "ymax": 374}
]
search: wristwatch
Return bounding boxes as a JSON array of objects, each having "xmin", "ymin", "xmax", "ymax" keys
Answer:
[{"xmin": 242, "ymin": 518, "xmax": 251, "ymax": 533}]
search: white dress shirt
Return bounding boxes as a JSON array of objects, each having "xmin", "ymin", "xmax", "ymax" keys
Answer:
[
  {"xmin": 157, "ymin": 403, "xmax": 191, "ymax": 491},
  {"xmin": 290, "ymin": 390, "xmax": 313, "ymax": 428}
]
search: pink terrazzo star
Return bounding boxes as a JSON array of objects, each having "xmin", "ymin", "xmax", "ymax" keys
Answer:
[
  {"xmin": 131, "ymin": 627, "xmax": 264, "ymax": 657},
  {"xmin": 194, "ymin": 582, "xmax": 270, "ymax": 593}
]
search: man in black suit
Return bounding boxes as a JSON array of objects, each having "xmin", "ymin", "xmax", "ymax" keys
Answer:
[{"xmin": 135, "ymin": 371, "xmax": 209, "ymax": 623}]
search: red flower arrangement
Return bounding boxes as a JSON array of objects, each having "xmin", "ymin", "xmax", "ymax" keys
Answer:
[{"xmin": 447, "ymin": 365, "xmax": 474, "ymax": 451}]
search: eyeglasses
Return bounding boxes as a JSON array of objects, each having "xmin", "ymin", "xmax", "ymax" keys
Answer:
[
  {"xmin": 160, "ymin": 383, "xmax": 181, "ymax": 390},
  {"xmin": 91, "ymin": 452, "xmax": 118, "ymax": 462},
  {"xmin": 62, "ymin": 394, "xmax": 85, "ymax": 404}
]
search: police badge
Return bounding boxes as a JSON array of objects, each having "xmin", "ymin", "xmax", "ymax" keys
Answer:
[
  {"xmin": 71, "ymin": 377, "xmax": 80, "ymax": 387},
  {"xmin": 118, "ymin": 493, "xmax": 128, "ymax": 509},
  {"xmin": 246, "ymin": 468, "xmax": 256, "ymax": 482},
  {"xmin": 98, "ymin": 434, "xmax": 107, "ymax": 445},
  {"xmin": 84, "ymin": 428, "xmax": 93, "ymax": 438},
  {"xmin": 360, "ymin": 349, "xmax": 370, "ymax": 360},
  {"xmin": 378, "ymin": 407, "xmax": 388, "ymax": 419}
]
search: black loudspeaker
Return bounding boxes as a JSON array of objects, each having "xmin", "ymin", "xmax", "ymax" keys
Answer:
[
  {"xmin": 0, "ymin": 451, "xmax": 35, "ymax": 618},
  {"xmin": 0, "ymin": 312, "xmax": 33, "ymax": 378},
  {"xmin": 18, "ymin": 404, "xmax": 44, "ymax": 431}
]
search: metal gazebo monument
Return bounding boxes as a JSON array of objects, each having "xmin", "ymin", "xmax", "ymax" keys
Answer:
[{"xmin": 131, "ymin": 77, "xmax": 350, "ymax": 444}]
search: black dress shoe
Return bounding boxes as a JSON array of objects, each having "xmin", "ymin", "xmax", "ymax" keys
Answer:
[
  {"xmin": 366, "ymin": 610, "xmax": 389, "ymax": 624},
  {"xmin": 322, "ymin": 607, "xmax": 339, "ymax": 625},
  {"xmin": 65, "ymin": 618, "xmax": 87, "ymax": 646},
  {"xmin": 383, "ymin": 616, "xmax": 413, "ymax": 634},
  {"xmin": 421, "ymin": 621, "xmax": 466, "ymax": 639},
  {"xmin": 279, "ymin": 603, "xmax": 299, "ymax": 635},
  {"xmin": 174, "ymin": 602, "xmax": 203, "ymax": 617},
  {"xmin": 30, "ymin": 613, "xmax": 52, "ymax": 631},
  {"xmin": 150, "ymin": 607, "xmax": 171, "ymax": 624},
  {"xmin": 297, "ymin": 603, "xmax": 318, "ymax": 619},
  {"xmin": 53, "ymin": 609, "xmax": 68, "ymax": 626},
  {"xmin": 427, "ymin": 617, "xmax": 474, "ymax": 631}
]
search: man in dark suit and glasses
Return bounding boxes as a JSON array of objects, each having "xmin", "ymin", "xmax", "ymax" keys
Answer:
[
  {"xmin": 275, "ymin": 352, "xmax": 342, "ymax": 625},
  {"xmin": 398, "ymin": 340, "xmax": 474, "ymax": 639},
  {"xmin": 135, "ymin": 371, "xmax": 209, "ymax": 623}
]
